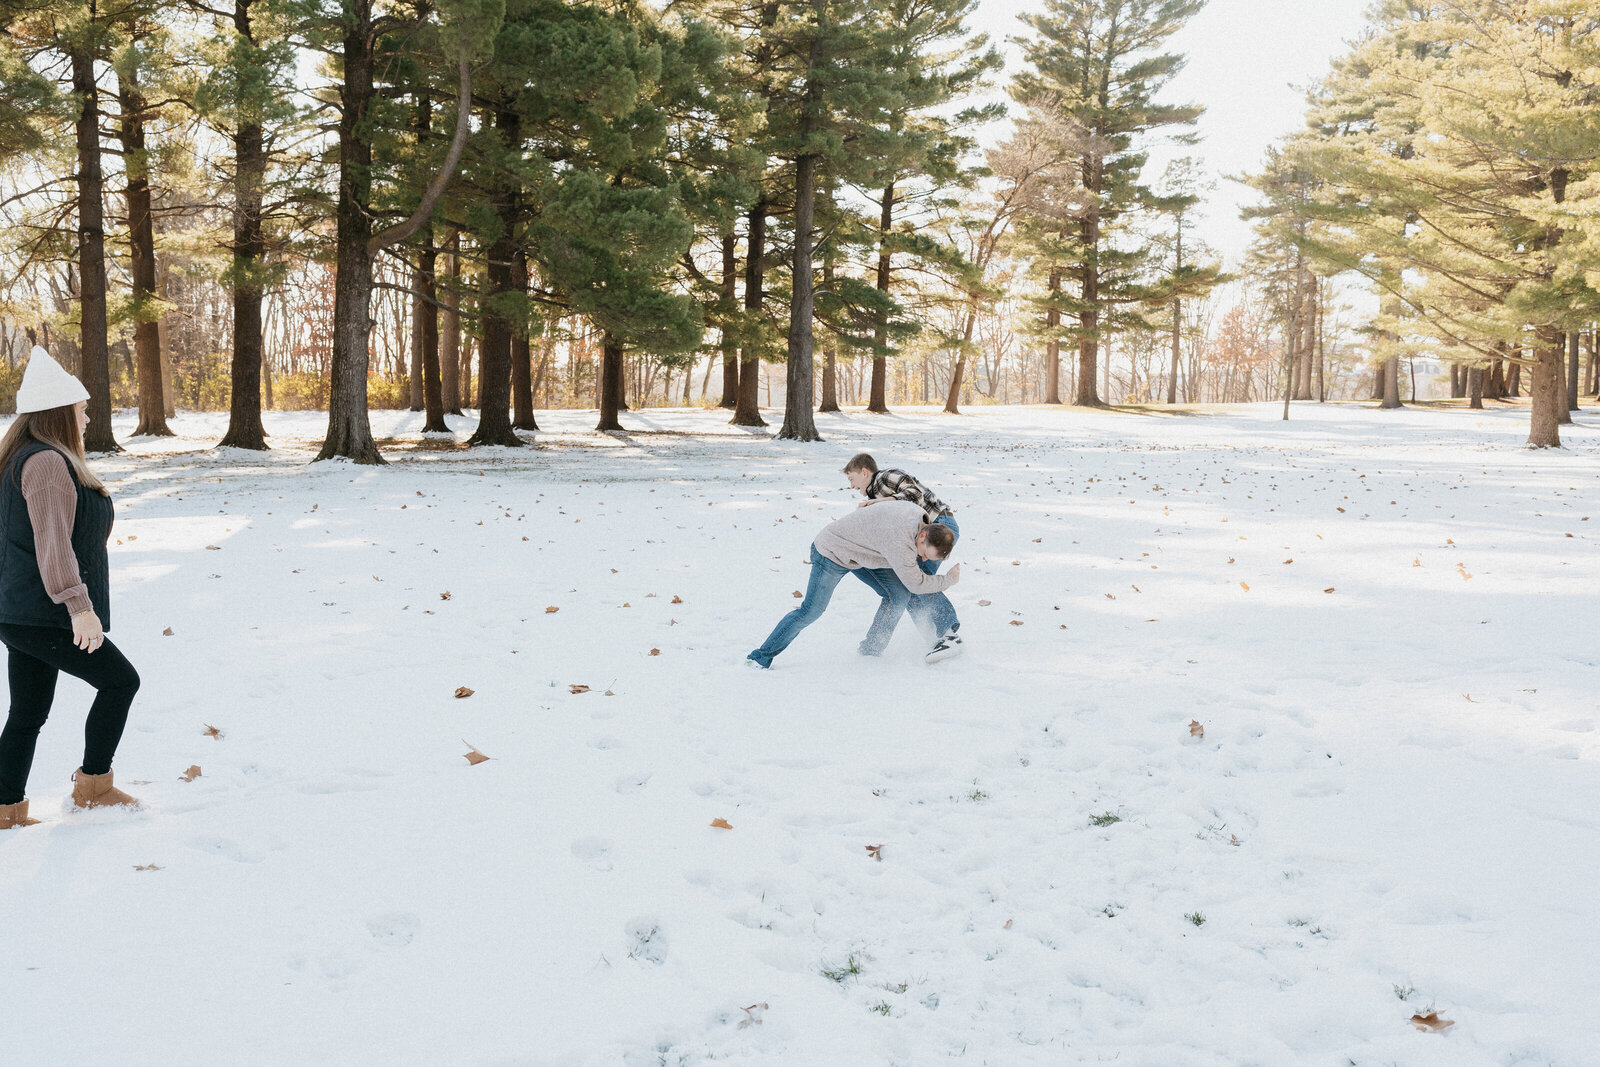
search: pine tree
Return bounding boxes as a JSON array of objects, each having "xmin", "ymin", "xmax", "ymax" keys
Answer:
[
  {"xmin": 301, "ymin": 0, "xmax": 498, "ymax": 463},
  {"xmin": 855, "ymin": 0, "xmax": 999, "ymax": 415},
  {"xmin": 1010, "ymin": 0, "xmax": 1204, "ymax": 407},
  {"xmin": 2, "ymin": 0, "xmax": 127, "ymax": 450},
  {"xmin": 1148, "ymin": 157, "xmax": 1222, "ymax": 405}
]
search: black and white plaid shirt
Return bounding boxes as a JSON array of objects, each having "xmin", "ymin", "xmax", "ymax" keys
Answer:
[{"xmin": 867, "ymin": 469, "xmax": 952, "ymax": 523}]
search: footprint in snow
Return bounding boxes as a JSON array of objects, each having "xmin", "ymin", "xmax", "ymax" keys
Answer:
[
  {"xmin": 186, "ymin": 835, "xmax": 267, "ymax": 863},
  {"xmin": 571, "ymin": 836, "xmax": 614, "ymax": 871},
  {"xmin": 614, "ymin": 772, "xmax": 652, "ymax": 794},
  {"xmin": 624, "ymin": 916, "xmax": 667, "ymax": 964},
  {"xmin": 366, "ymin": 912, "xmax": 420, "ymax": 948}
]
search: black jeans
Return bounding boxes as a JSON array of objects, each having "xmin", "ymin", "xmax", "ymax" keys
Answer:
[{"xmin": 0, "ymin": 622, "xmax": 140, "ymax": 805}]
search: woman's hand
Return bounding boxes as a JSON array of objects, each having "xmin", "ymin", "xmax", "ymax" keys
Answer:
[{"xmin": 71, "ymin": 610, "xmax": 104, "ymax": 653}]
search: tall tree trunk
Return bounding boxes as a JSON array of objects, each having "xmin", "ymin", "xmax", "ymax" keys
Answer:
[
  {"xmin": 1467, "ymin": 364, "xmax": 1483, "ymax": 409},
  {"xmin": 719, "ymin": 232, "xmax": 738, "ymax": 408},
  {"xmin": 440, "ymin": 231, "xmax": 461, "ymax": 414},
  {"xmin": 1292, "ymin": 271, "xmax": 1314, "ymax": 400},
  {"xmin": 158, "ymin": 258, "xmax": 176, "ymax": 416},
  {"xmin": 1565, "ymin": 330, "xmax": 1579, "ymax": 414},
  {"xmin": 867, "ymin": 182, "xmax": 892, "ymax": 414},
  {"xmin": 406, "ymin": 53, "xmax": 431, "ymax": 416},
  {"xmin": 117, "ymin": 58, "xmax": 170, "ymax": 437},
  {"xmin": 597, "ymin": 332, "xmax": 624, "ymax": 431},
  {"xmin": 1528, "ymin": 328, "xmax": 1563, "ymax": 447},
  {"xmin": 320, "ymin": 1, "xmax": 383, "ymax": 463},
  {"xmin": 218, "ymin": 64, "xmax": 267, "ymax": 449},
  {"xmin": 408, "ymin": 265, "xmax": 425, "ymax": 410},
  {"xmin": 1486, "ymin": 358, "xmax": 1505, "ymax": 399},
  {"xmin": 1507, "ymin": 360, "xmax": 1521, "ymax": 398},
  {"xmin": 1379, "ymin": 358, "xmax": 1402, "ymax": 409},
  {"xmin": 418, "ymin": 226, "xmax": 447, "ymax": 432},
  {"xmin": 1166, "ymin": 295, "xmax": 1180, "ymax": 404},
  {"xmin": 1046, "ymin": 267, "xmax": 1062, "ymax": 405},
  {"xmin": 469, "ymin": 108, "xmax": 521, "ymax": 448},
  {"xmin": 1072, "ymin": 188, "xmax": 1101, "ymax": 406},
  {"xmin": 732, "ymin": 197, "xmax": 767, "ymax": 426},
  {"xmin": 1282, "ymin": 258, "xmax": 1300, "ymax": 421},
  {"xmin": 511, "ymin": 248, "xmax": 537, "ymax": 430},
  {"xmin": 945, "ymin": 304, "xmax": 978, "ymax": 414},
  {"xmin": 779, "ymin": 145, "xmax": 821, "ymax": 442},
  {"xmin": 818, "ymin": 258, "xmax": 839, "ymax": 413},
  {"xmin": 72, "ymin": 42, "xmax": 118, "ymax": 453}
]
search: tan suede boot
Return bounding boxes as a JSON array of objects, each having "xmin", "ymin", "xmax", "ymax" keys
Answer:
[
  {"xmin": 71, "ymin": 769, "xmax": 139, "ymax": 809},
  {"xmin": 0, "ymin": 798, "xmax": 41, "ymax": 829}
]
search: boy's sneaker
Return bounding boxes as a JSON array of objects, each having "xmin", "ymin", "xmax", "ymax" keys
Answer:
[
  {"xmin": 745, "ymin": 656, "xmax": 770, "ymax": 670},
  {"xmin": 925, "ymin": 629, "xmax": 963, "ymax": 665}
]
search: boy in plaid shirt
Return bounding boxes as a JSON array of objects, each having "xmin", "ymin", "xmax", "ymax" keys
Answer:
[{"xmin": 844, "ymin": 453, "xmax": 962, "ymax": 663}]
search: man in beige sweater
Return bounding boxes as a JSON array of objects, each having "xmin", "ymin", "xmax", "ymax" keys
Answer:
[{"xmin": 746, "ymin": 500, "xmax": 961, "ymax": 668}]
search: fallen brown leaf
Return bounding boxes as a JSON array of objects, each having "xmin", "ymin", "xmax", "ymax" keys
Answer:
[
  {"xmin": 440, "ymin": 591, "xmax": 452, "ymax": 600},
  {"xmin": 977, "ymin": 599, "xmax": 992, "ymax": 606},
  {"xmin": 1323, "ymin": 587, "xmax": 1335, "ymax": 594},
  {"xmin": 545, "ymin": 606, "xmax": 559, "ymax": 614},
  {"xmin": 1003, "ymin": 918, "xmax": 1013, "ymax": 929},
  {"xmin": 710, "ymin": 817, "xmax": 733, "ymax": 830},
  {"xmin": 203, "ymin": 724, "xmax": 223, "ymax": 740},
  {"xmin": 179, "ymin": 765, "xmax": 202, "ymax": 782},
  {"xmin": 738, "ymin": 1002, "xmax": 768, "ymax": 1029},
  {"xmin": 1240, "ymin": 582, "xmax": 1250, "ymax": 591},
  {"xmin": 1410, "ymin": 1011, "xmax": 1455, "ymax": 1033},
  {"xmin": 205, "ymin": 545, "xmax": 220, "ymax": 551},
  {"xmin": 133, "ymin": 863, "xmax": 163, "ymax": 871},
  {"xmin": 1009, "ymin": 619, "xmax": 1023, "ymax": 626},
  {"xmin": 671, "ymin": 595, "xmax": 683, "ymax": 604},
  {"xmin": 569, "ymin": 684, "xmax": 590, "ymax": 694},
  {"xmin": 1189, "ymin": 720, "xmax": 1204, "ymax": 739},
  {"xmin": 454, "ymin": 686, "xmax": 475, "ymax": 699},
  {"xmin": 865, "ymin": 844, "xmax": 883, "ymax": 862},
  {"xmin": 649, "ymin": 648, "xmax": 661, "ymax": 656},
  {"xmin": 462, "ymin": 740, "xmax": 491, "ymax": 766},
  {"xmin": 161, "ymin": 627, "xmax": 174, "ymax": 636},
  {"xmin": 792, "ymin": 590, "xmax": 803, "ymax": 598}
]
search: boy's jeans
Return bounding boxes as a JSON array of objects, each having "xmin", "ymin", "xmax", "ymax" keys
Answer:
[{"xmin": 908, "ymin": 513, "xmax": 960, "ymax": 639}]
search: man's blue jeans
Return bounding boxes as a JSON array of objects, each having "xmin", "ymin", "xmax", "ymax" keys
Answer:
[{"xmin": 748, "ymin": 545, "xmax": 907, "ymax": 667}]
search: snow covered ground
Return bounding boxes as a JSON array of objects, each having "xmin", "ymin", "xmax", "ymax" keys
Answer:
[{"xmin": 3, "ymin": 401, "xmax": 1597, "ymax": 1066}]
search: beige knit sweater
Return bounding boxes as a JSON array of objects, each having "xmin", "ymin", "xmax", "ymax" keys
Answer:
[
  {"xmin": 812, "ymin": 499, "xmax": 954, "ymax": 596},
  {"xmin": 19, "ymin": 450, "xmax": 92, "ymax": 616}
]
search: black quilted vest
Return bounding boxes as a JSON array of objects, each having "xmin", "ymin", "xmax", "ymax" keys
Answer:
[{"xmin": 0, "ymin": 442, "xmax": 114, "ymax": 629}]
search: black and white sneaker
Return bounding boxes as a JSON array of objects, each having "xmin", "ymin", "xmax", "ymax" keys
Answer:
[{"xmin": 925, "ymin": 629, "xmax": 963, "ymax": 664}]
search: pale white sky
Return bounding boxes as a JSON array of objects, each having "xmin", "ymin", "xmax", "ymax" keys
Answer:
[{"xmin": 973, "ymin": 0, "xmax": 1374, "ymax": 267}]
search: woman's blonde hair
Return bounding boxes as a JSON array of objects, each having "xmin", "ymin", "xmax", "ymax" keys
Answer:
[{"xmin": 0, "ymin": 404, "xmax": 107, "ymax": 494}]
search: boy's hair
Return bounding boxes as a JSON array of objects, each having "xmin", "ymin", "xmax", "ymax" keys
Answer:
[
  {"xmin": 922, "ymin": 523, "xmax": 955, "ymax": 558},
  {"xmin": 843, "ymin": 452, "xmax": 878, "ymax": 475}
]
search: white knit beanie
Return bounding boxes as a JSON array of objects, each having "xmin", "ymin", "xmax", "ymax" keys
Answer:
[{"xmin": 16, "ymin": 346, "xmax": 90, "ymax": 414}]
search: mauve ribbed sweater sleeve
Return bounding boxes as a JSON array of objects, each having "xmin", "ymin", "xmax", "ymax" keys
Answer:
[{"xmin": 19, "ymin": 451, "xmax": 92, "ymax": 617}]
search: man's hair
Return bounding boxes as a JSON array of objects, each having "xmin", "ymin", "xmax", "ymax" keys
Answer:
[
  {"xmin": 923, "ymin": 523, "xmax": 955, "ymax": 558},
  {"xmin": 843, "ymin": 452, "xmax": 877, "ymax": 475}
]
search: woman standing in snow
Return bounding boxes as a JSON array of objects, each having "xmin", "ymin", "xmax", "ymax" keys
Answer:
[{"xmin": 0, "ymin": 347, "xmax": 140, "ymax": 831}]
